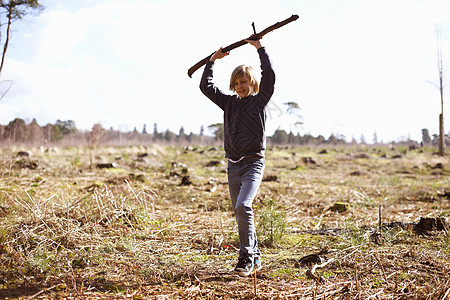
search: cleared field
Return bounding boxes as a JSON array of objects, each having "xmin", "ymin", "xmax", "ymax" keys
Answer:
[{"xmin": 0, "ymin": 145, "xmax": 449, "ymax": 299}]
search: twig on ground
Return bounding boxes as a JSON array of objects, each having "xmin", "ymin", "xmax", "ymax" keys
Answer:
[
  {"xmin": 442, "ymin": 288, "xmax": 450, "ymax": 300},
  {"xmin": 149, "ymin": 224, "xmax": 188, "ymax": 237},
  {"xmin": 367, "ymin": 290, "xmax": 383, "ymax": 299},
  {"xmin": 13, "ymin": 194, "xmax": 56, "ymax": 235},
  {"xmin": 253, "ymin": 269, "xmax": 257, "ymax": 297},
  {"xmin": 306, "ymin": 258, "xmax": 335, "ymax": 282},
  {"xmin": 126, "ymin": 179, "xmax": 144, "ymax": 206},
  {"xmin": 27, "ymin": 283, "xmax": 65, "ymax": 299},
  {"xmin": 374, "ymin": 252, "xmax": 388, "ymax": 283}
]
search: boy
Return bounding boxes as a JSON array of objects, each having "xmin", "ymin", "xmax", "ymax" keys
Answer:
[{"xmin": 199, "ymin": 37, "xmax": 275, "ymax": 276}]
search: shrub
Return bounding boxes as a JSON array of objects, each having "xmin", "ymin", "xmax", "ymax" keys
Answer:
[{"xmin": 257, "ymin": 198, "xmax": 286, "ymax": 246}]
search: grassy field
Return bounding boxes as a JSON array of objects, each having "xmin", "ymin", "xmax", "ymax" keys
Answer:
[{"xmin": 0, "ymin": 144, "xmax": 449, "ymax": 299}]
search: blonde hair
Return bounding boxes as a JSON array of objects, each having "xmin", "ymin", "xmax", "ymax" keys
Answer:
[{"xmin": 229, "ymin": 65, "xmax": 259, "ymax": 94}]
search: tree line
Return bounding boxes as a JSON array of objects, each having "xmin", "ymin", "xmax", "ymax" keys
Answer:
[{"xmin": 1, "ymin": 118, "xmax": 448, "ymax": 147}]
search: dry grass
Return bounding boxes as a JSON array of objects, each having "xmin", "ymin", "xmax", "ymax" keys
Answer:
[{"xmin": 0, "ymin": 145, "xmax": 449, "ymax": 299}]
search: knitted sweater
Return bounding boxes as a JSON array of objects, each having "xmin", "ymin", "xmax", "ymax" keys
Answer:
[{"xmin": 200, "ymin": 47, "xmax": 275, "ymax": 159}]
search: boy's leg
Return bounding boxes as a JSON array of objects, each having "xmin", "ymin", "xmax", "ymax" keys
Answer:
[
  {"xmin": 228, "ymin": 158, "xmax": 265, "ymax": 261},
  {"xmin": 227, "ymin": 162, "xmax": 240, "ymax": 220},
  {"xmin": 235, "ymin": 160, "xmax": 264, "ymax": 259}
]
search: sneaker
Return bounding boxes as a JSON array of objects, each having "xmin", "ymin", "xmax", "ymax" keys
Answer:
[
  {"xmin": 254, "ymin": 256, "xmax": 262, "ymax": 271},
  {"xmin": 234, "ymin": 257, "xmax": 254, "ymax": 276}
]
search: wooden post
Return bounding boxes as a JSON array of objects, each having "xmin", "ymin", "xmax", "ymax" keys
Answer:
[
  {"xmin": 378, "ymin": 205, "xmax": 382, "ymax": 233},
  {"xmin": 253, "ymin": 269, "xmax": 257, "ymax": 297},
  {"xmin": 439, "ymin": 113, "xmax": 445, "ymax": 156},
  {"xmin": 90, "ymin": 130, "xmax": 94, "ymax": 170},
  {"xmin": 436, "ymin": 27, "xmax": 445, "ymax": 157}
]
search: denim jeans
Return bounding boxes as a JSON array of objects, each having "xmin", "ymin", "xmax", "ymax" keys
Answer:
[{"xmin": 227, "ymin": 156, "xmax": 265, "ymax": 259}]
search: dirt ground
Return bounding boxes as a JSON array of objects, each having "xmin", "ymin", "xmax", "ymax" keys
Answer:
[{"xmin": 0, "ymin": 145, "xmax": 449, "ymax": 299}]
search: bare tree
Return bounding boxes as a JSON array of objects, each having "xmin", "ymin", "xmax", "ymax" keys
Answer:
[
  {"xmin": 0, "ymin": 1, "xmax": 43, "ymax": 100},
  {"xmin": 90, "ymin": 124, "xmax": 104, "ymax": 170},
  {"xmin": 436, "ymin": 27, "xmax": 445, "ymax": 156},
  {"xmin": 283, "ymin": 101, "xmax": 303, "ymax": 143}
]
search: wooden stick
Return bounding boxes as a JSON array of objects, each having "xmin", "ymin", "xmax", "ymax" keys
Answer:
[
  {"xmin": 27, "ymin": 284, "xmax": 65, "ymax": 299},
  {"xmin": 253, "ymin": 269, "xmax": 257, "ymax": 297},
  {"xmin": 374, "ymin": 253, "xmax": 388, "ymax": 283},
  {"xmin": 187, "ymin": 15, "xmax": 299, "ymax": 77},
  {"xmin": 378, "ymin": 205, "xmax": 382, "ymax": 234}
]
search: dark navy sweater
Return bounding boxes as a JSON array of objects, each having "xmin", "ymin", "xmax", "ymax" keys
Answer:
[{"xmin": 200, "ymin": 47, "xmax": 275, "ymax": 159}]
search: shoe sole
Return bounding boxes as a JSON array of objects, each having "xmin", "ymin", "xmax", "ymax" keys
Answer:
[
  {"xmin": 235, "ymin": 266, "xmax": 262, "ymax": 276},
  {"xmin": 235, "ymin": 269, "xmax": 253, "ymax": 276}
]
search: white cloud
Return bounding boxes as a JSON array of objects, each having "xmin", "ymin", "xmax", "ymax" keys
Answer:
[{"xmin": 0, "ymin": 0, "xmax": 449, "ymax": 142}]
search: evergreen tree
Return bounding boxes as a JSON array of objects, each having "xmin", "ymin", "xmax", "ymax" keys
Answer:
[
  {"xmin": 153, "ymin": 123, "xmax": 162, "ymax": 140},
  {"xmin": 208, "ymin": 123, "xmax": 223, "ymax": 141},
  {"xmin": 164, "ymin": 129, "xmax": 176, "ymax": 142},
  {"xmin": 360, "ymin": 134, "xmax": 366, "ymax": 144},
  {"xmin": 55, "ymin": 120, "xmax": 77, "ymax": 136},
  {"xmin": 178, "ymin": 126, "xmax": 186, "ymax": 140},
  {"xmin": 373, "ymin": 131, "xmax": 378, "ymax": 144},
  {"xmin": 271, "ymin": 129, "xmax": 289, "ymax": 144}
]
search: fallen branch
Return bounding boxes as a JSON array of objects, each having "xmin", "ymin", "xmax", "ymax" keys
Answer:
[
  {"xmin": 27, "ymin": 283, "xmax": 65, "ymax": 299},
  {"xmin": 253, "ymin": 268, "xmax": 257, "ymax": 297},
  {"xmin": 306, "ymin": 258, "xmax": 335, "ymax": 282},
  {"xmin": 149, "ymin": 224, "xmax": 187, "ymax": 237},
  {"xmin": 374, "ymin": 253, "xmax": 388, "ymax": 283}
]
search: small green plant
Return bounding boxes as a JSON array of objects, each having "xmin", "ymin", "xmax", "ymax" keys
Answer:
[
  {"xmin": 337, "ymin": 222, "xmax": 368, "ymax": 249},
  {"xmin": 257, "ymin": 198, "xmax": 286, "ymax": 246},
  {"xmin": 29, "ymin": 248, "xmax": 54, "ymax": 273},
  {"xmin": 71, "ymin": 156, "xmax": 81, "ymax": 167}
]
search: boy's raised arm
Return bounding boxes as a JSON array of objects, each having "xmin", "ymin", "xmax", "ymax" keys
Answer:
[
  {"xmin": 255, "ymin": 42, "xmax": 275, "ymax": 105},
  {"xmin": 245, "ymin": 38, "xmax": 262, "ymax": 50},
  {"xmin": 210, "ymin": 37, "xmax": 261, "ymax": 62},
  {"xmin": 210, "ymin": 47, "xmax": 230, "ymax": 62}
]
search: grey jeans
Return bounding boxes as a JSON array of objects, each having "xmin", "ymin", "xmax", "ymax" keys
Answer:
[{"xmin": 227, "ymin": 156, "xmax": 265, "ymax": 259}]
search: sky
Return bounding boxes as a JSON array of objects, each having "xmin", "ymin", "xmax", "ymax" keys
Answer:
[{"xmin": 1, "ymin": 0, "xmax": 450, "ymax": 143}]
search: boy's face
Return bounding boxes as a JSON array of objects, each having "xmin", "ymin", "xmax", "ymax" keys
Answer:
[{"xmin": 234, "ymin": 74, "xmax": 252, "ymax": 99}]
